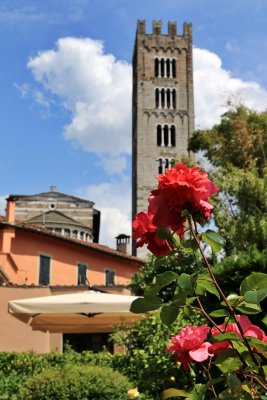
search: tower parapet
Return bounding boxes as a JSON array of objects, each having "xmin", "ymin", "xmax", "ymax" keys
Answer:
[
  {"xmin": 168, "ymin": 21, "xmax": 177, "ymax": 37},
  {"xmin": 153, "ymin": 20, "xmax": 162, "ymax": 35},
  {"xmin": 137, "ymin": 20, "xmax": 146, "ymax": 35},
  {"xmin": 136, "ymin": 20, "xmax": 192, "ymax": 38}
]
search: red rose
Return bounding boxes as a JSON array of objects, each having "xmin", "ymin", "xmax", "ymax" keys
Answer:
[
  {"xmin": 166, "ymin": 324, "xmax": 213, "ymax": 371},
  {"xmin": 132, "ymin": 211, "xmax": 173, "ymax": 256},
  {"xmin": 210, "ymin": 315, "xmax": 267, "ymax": 355},
  {"xmin": 149, "ymin": 163, "xmax": 219, "ymax": 231}
]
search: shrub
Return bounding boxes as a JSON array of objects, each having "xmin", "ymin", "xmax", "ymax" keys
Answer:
[
  {"xmin": 111, "ymin": 312, "xmax": 204, "ymax": 400},
  {"xmin": 18, "ymin": 364, "xmax": 132, "ymax": 400}
]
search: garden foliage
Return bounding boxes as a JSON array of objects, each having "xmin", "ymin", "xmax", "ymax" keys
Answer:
[
  {"xmin": 131, "ymin": 161, "xmax": 267, "ymax": 399},
  {"xmin": 18, "ymin": 365, "xmax": 132, "ymax": 400}
]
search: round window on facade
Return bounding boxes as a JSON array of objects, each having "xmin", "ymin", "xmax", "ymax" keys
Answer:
[{"xmin": 49, "ymin": 203, "xmax": 56, "ymax": 210}]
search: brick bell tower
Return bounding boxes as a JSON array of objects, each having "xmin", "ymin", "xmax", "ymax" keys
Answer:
[{"xmin": 132, "ymin": 20, "xmax": 195, "ymax": 256}]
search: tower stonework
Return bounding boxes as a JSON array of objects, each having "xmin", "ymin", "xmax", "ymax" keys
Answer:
[{"xmin": 132, "ymin": 20, "xmax": 195, "ymax": 256}]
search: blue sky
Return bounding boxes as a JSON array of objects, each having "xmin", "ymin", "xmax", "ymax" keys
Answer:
[{"xmin": 1, "ymin": 0, "xmax": 267, "ymax": 246}]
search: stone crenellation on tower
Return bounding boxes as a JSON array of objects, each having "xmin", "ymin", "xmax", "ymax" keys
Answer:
[{"xmin": 132, "ymin": 20, "xmax": 195, "ymax": 256}]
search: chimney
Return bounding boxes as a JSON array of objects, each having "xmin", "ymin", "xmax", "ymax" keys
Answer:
[
  {"xmin": 6, "ymin": 200, "xmax": 15, "ymax": 223},
  {"xmin": 116, "ymin": 234, "xmax": 130, "ymax": 254}
]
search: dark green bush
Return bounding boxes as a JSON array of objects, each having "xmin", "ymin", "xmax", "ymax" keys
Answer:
[
  {"xmin": 0, "ymin": 348, "xmax": 114, "ymax": 399},
  {"xmin": 18, "ymin": 365, "xmax": 132, "ymax": 400}
]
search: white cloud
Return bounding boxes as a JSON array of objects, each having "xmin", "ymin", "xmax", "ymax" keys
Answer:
[
  {"xmin": 99, "ymin": 208, "xmax": 131, "ymax": 248},
  {"xmin": 27, "ymin": 40, "xmax": 267, "ymax": 160},
  {"xmin": 27, "ymin": 37, "xmax": 132, "ymax": 159},
  {"xmin": 26, "ymin": 41, "xmax": 267, "ymax": 248},
  {"xmin": 75, "ymin": 179, "xmax": 131, "ymax": 248},
  {"xmin": 98, "ymin": 156, "xmax": 127, "ymax": 175},
  {"xmin": 194, "ymin": 48, "xmax": 267, "ymax": 129}
]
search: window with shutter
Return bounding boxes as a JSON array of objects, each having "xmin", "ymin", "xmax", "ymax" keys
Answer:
[
  {"xmin": 77, "ymin": 263, "xmax": 87, "ymax": 285},
  {"xmin": 105, "ymin": 269, "xmax": 115, "ymax": 286},
  {"xmin": 39, "ymin": 255, "xmax": 50, "ymax": 285}
]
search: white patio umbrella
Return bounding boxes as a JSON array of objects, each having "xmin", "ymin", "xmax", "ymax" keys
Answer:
[{"xmin": 8, "ymin": 291, "xmax": 144, "ymax": 333}]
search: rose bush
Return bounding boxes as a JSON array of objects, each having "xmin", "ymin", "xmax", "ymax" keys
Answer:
[{"xmin": 131, "ymin": 163, "xmax": 267, "ymax": 400}]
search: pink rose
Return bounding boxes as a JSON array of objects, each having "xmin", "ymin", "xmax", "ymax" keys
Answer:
[
  {"xmin": 210, "ymin": 315, "xmax": 267, "ymax": 355},
  {"xmin": 167, "ymin": 324, "xmax": 213, "ymax": 371},
  {"xmin": 132, "ymin": 211, "xmax": 173, "ymax": 256}
]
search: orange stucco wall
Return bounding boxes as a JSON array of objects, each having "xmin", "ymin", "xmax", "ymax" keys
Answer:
[
  {"xmin": 1, "ymin": 228, "xmax": 140, "ymax": 287},
  {"xmin": 0, "ymin": 286, "xmax": 62, "ymax": 353},
  {"xmin": 0, "ymin": 226, "xmax": 142, "ymax": 352}
]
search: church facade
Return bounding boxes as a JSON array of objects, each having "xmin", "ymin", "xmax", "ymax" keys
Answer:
[
  {"xmin": 6, "ymin": 187, "xmax": 100, "ymax": 243},
  {"xmin": 132, "ymin": 20, "xmax": 195, "ymax": 255}
]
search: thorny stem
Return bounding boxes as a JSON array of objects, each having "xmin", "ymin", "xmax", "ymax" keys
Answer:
[
  {"xmin": 188, "ymin": 216, "xmax": 265, "ymax": 378},
  {"xmin": 205, "ymin": 358, "xmax": 218, "ymax": 398},
  {"xmin": 196, "ymin": 297, "xmax": 223, "ymax": 332},
  {"xmin": 244, "ymin": 374, "xmax": 267, "ymax": 392}
]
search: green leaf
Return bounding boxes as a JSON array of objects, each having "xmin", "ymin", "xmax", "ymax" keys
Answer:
[
  {"xmin": 214, "ymin": 349, "xmax": 243, "ymax": 373},
  {"xmin": 162, "ymin": 388, "xmax": 191, "ymax": 399},
  {"xmin": 211, "ymin": 332, "xmax": 240, "ymax": 342},
  {"xmin": 178, "ymin": 273, "xmax": 196, "ymax": 292},
  {"xmin": 244, "ymin": 288, "xmax": 267, "ymax": 304},
  {"xmin": 189, "ymin": 384, "xmax": 206, "ymax": 400},
  {"xmin": 195, "ymin": 278, "xmax": 220, "ymax": 298},
  {"xmin": 236, "ymin": 301, "xmax": 262, "ymax": 314},
  {"xmin": 262, "ymin": 315, "xmax": 267, "ymax": 327},
  {"xmin": 241, "ymin": 383, "xmax": 252, "ymax": 395},
  {"xmin": 224, "ymin": 294, "xmax": 243, "ymax": 307},
  {"xmin": 160, "ymin": 303, "xmax": 179, "ymax": 325},
  {"xmin": 246, "ymin": 337, "xmax": 267, "ymax": 357},
  {"xmin": 181, "ymin": 239, "xmax": 198, "ymax": 252},
  {"xmin": 185, "ymin": 296, "xmax": 197, "ymax": 305},
  {"xmin": 172, "ymin": 291, "xmax": 188, "ymax": 306},
  {"xmin": 241, "ymin": 351, "xmax": 262, "ymax": 369},
  {"xmin": 240, "ymin": 272, "xmax": 267, "ymax": 295},
  {"xmin": 144, "ymin": 271, "xmax": 179, "ymax": 298},
  {"xmin": 201, "ymin": 229, "xmax": 225, "ymax": 253},
  {"xmin": 130, "ymin": 297, "xmax": 163, "ymax": 313},
  {"xmin": 227, "ymin": 372, "xmax": 242, "ymax": 397},
  {"xmin": 209, "ymin": 309, "xmax": 230, "ymax": 318}
]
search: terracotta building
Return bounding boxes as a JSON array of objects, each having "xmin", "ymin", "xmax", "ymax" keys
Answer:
[{"xmin": 0, "ymin": 198, "xmax": 143, "ymax": 353}]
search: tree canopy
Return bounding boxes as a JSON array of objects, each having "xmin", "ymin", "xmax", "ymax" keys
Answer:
[{"xmin": 189, "ymin": 105, "xmax": 267, "ymax": 255}]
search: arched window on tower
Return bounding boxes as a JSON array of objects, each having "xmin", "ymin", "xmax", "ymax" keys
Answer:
[
  {"xmin": 165, "ymin": 158, "xmax": 170, "ymax": 170},
  {"xmin": 172, "ymin": 89, "xmax": 176, "ymax": 109},
  {"xmin": 172, "ymin": 59, "xmax": 176, "ymax": 78},
  {"xmin": 171, "ymin": 125, "xmax": 176, "ymax": 146},
  {"xmin": 160, "ymin": 58, "xmax": 165, "ymax": 77},
  {"xmin": 156, "ymin": 124, "xmax": 176, "ymax": 147},
  {"xmin": 166, "ymin": 89, "xmax": 171, "ymax": 109},
  {"xmin": 161, "ymin": 89, "xmax": 165, "ymax": 109},
  {"xmin": 158, "ymin": 158, "xmax": 176, "ymax": 174},
  {"xmin": 164, "ymin": 125, "xmax": 169, "ymax": 146},
  {"xmin": 155, "ymin": 88, "xmax": 159, "ymax": 108},
  {"xmin": 157, "ymin": 125, "xmax": 162, "ymax": 146},
  {"xmin": 155, "ymin": 58, "xmax": 159, "ymax": 77},
  {"xmin": 166, "ymin": 59, "xmax": 170, "ymax": 77},
  {"xmin": 158, "ymin": 158, "xmax": 163, "ymax": 174}
]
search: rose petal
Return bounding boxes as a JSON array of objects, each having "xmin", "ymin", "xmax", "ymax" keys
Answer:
[{"xmin": 189, "ymin": 342, "xmax": 213, "ymax": 362}]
